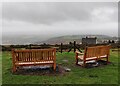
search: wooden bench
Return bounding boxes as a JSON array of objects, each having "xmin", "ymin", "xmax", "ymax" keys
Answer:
[
  {"xmin": 12, "ymin": 48, "xmax": 56, "ymax": 72},
  {"xmin": 75, "ymin": 45, "xmax": 111, "ymax": 67}
]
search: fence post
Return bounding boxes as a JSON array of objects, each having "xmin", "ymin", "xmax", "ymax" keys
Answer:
[
  {"xmin": 29, "ymin": 44, "xmax": 31, "ymax": 49},
  {"xmin": 68, "ymin": 42, "xmax": 72, "ymax": 52},
  {"xmin": 74, "ymin": 41, "xmax": 76, "ymax": 52},
  {"xmin": 60, "ymin": 43, "xmax": 63, "ymax": 53}
]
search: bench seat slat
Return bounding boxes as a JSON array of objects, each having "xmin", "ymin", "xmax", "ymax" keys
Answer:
[
  {"xmin": 78, "ymin": 55, "xmax": 97, "ymax": 61},
  {"xmin": 15, "ymin": 61, "xmax": 54, "ymax": 65},
  {"xmin": 99, "ymin": 55, "xmax": 107, "ymax": 58}
]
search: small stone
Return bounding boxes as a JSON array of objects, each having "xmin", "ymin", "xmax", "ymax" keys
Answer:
[
  {"xmin": 64, "ymin": 67, "xmax": 71, "ymax": 72},
  {"xmin": 62, "ymin": 59, "xmax": 68, "ymax": 62}
]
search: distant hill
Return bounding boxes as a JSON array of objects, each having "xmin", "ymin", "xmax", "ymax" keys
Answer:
[
  {"xmin": 35, "ymin": 35, "xmax": 117, "ymax": 45},
  {"xmin": 2, "ymin": 34, "xmax": 118, "ymax": 45},
  {"xmin": 2, "ymin": 34, "xmax": 50, "ymax": 45}
]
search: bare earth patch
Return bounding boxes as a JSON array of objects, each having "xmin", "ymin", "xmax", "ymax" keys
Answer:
[
  {"xmin": 12, "ymin": 60, "xmax": 112, "ymax": 76},
  {"xmin": 76, "ymin": 60, "xmax": 112, "ymax": 68},
  {"xmin": 13, "ymin": 65, "xmax": 67, "ymax": 76}
]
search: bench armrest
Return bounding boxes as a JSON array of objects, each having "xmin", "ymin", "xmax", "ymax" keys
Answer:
[{"xmin": 75, "ymin": 51, "xmax": 84, "ymax": 55}]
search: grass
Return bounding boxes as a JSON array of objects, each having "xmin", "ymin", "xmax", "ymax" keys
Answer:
[{"xmin": 1, "ymin": 50, "xmax": 118, "ymax": 84}]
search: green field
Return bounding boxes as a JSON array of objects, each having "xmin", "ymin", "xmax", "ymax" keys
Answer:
[{"xmin": 1, "ymin": 50, "xmax": 118, "ymax": 84}]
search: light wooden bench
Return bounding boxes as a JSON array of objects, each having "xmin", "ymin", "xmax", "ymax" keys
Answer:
[
  {"xmin": 75, "ymin": 45, "xmax": 111, "ymax": 67},
  {"xmin": 12, "ymin": 48, "xmax": 56, "ymax": 72}
]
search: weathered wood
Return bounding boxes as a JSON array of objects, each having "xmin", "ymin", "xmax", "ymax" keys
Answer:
[
  {"xmin": 75, "ymin": 45, "xmax": 111, "ymax": 67},
  {"xmin": 12, "ymin": 49, "xmax": 16, "ymax": 72},
  {"xmin": 12, "ymin": 48, "xmax": 56, "ymax": 72},
  {"xmin": 60, "ymin": 43, "xmax": 63, "ymax": 53},
  {"xmin": 74, "ymin": 41, "xmax": 76, "ymax": 52},
  {"xmin": 53, "ymin": 48, "xmax": 56, "ymax": 70},
  {"xmin": 67, "ymin": 41, "xmax": 82, "ymax": 53}
]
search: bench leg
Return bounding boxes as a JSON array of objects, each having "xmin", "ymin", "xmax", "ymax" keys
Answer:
[
  {"xmin": 76, "ymin": 58, "xmax": 78, "ymax": 65},
  {"xmin": 53, "ymin": 63, "xmax": 56, "ymax": 71},
  {"xmin": 106, "ymin": 57, "xmax": 109, "ymax": 64},
  {"xmin": 75, "ymin": 53, "xmax": 78, "ymax": 65},
  {"xmin": 83, "ymin": 61, "xmax": 86, "ymax": 67},
  {"xmin": 12, "ymin": 65, "xmax": 17, "ymax": 73}
]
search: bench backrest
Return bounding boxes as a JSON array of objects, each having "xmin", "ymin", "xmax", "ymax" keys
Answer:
[
  {"xmin": 84, "ymin": 46, "xmax": 99, "ymax": 59},
  {"xmin": 97, "ymin": 45, "xmax": 111, "ymax": 57},
  {"xmin": 12, "ymin": 48, "xmax": 56, "ymax": 62},
  {"xmin": 84, "ymin": 45, "xmax": 111, "ymax": 59}
]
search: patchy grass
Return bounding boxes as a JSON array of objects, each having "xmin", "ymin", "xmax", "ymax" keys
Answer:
[{"xmin": 1, "ymin": 50, "xmax": 118, "ymax": 84}]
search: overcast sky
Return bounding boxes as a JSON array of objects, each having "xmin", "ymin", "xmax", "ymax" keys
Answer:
[{"xmin": 2, "ymin": 2, "xmax": 118, "ymax": 38}]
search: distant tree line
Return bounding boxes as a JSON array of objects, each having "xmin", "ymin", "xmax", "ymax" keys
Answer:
[{"xmin": 0, "ymin": 41, "xmax": 119, "ymax": 51}]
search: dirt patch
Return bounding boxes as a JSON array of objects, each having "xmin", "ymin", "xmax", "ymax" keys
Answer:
[
  {"xmin": 13, "ymin": 65, "xmax": 67, "ymax": 76},
  {"xmin": 76, "ymin": 60, "xmax": 112, "ymax": 68},
  {"xmin": 12, "ymin": 60, "xmax": 112, "ymax": 75}
]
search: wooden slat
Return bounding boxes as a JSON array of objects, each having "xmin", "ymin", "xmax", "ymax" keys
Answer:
[
  {"xmin": 86, "ymin": 47, "xmax": 99, "ymax": 58},
  {"xmin": 14, "ymin": 48, "xmax": 54, "ymax": 52}
]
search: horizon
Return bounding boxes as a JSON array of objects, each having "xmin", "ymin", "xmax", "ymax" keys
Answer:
[{"xmin": 2, "ymin": 34, "xmax": 119, "ymax": 45}]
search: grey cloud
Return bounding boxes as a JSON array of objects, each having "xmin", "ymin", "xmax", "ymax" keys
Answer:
[
  {"xmin": 119, "ymin": 2, "xmax": 120, "ymax": 21},
  {"xmin": 2, "ymin": 2, "xmax": 117, "ymax": 24}
]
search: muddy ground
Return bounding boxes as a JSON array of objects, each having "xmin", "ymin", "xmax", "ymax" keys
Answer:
[{"xmin": 13, "ymin": 60, "xmax": 112, "ymax": 76}]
